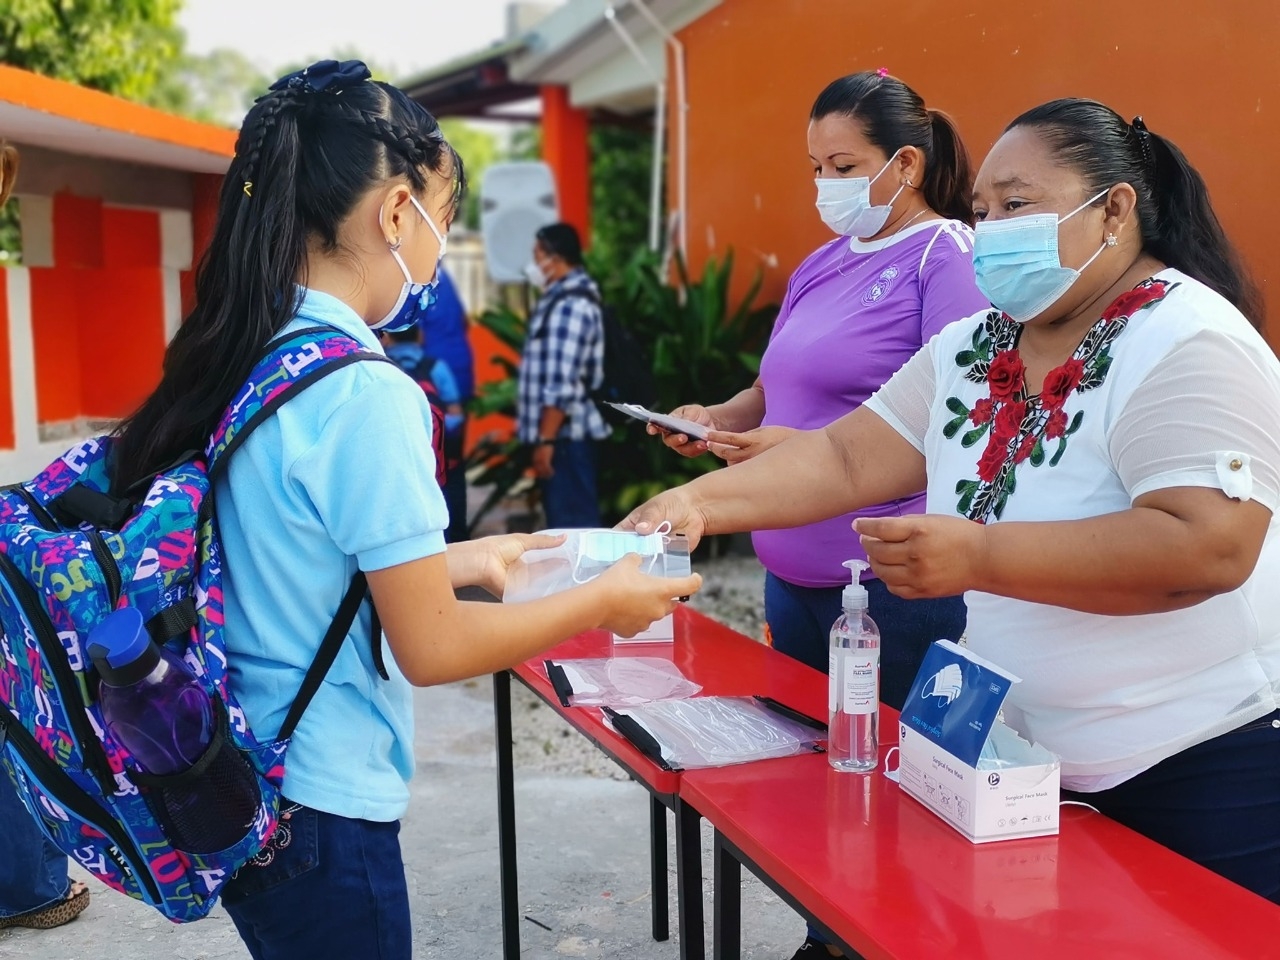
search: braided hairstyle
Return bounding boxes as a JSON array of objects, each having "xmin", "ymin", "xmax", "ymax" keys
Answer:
[
  {"xmin": 112, "ymin": 62, "xmax": 464, "ymax": 493},
  {"xmin": 1008, "ymin": 99, "xmax": 1262, "ymax": 328}
]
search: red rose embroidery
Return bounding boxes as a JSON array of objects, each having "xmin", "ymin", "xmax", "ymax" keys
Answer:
[
  {"xmin": 1101, "ymin": 282, "xmax": 1167, "ymax": 323},
  {"xmin": 1014, "ymin": 434, "xmax": 1037, "ymax": 464},
  {"xmin": 977, "ymin": 435, "xmax": 1009, "ymax": 483},
  {"xmin": 986, "ymin": 350, "xmax": 1025, "ymax": 401},
  {"xmin": 1040, "ymin": 358, "xmax": 1085, "ymax": 409},
  {"xmin": 969, "ymin": 397, "xmax": 994, "ymax": 425},
  {"xmin": 1045, "ymin": 408, "xmax": 1069, "ymax": 440},
  {"xmin": 992, "ymin": 400, "xmax": 1027, "ymax": 444}
]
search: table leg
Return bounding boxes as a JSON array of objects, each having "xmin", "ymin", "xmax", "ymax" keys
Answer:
[
  {"xmin": 651, "ymin": 795, "xmax": 669, "ymax": 942},
  {"xmin": 494, "ymin": 671, "xmax": 520, "ymax": 959},
  {"xmin": 675, "ymin": 796, "xmax": 705, "ymax": 960},
  {"xmin": 712, "ymin": 830, "xmax": 741, "ymax": 960}
]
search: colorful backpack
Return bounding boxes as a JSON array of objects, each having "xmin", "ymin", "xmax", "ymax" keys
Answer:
[{"xmin": 0, "ymin": 325, "xmax": 392, "ymax": 923}]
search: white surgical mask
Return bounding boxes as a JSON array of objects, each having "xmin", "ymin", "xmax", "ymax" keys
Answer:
[
  {"xmin": 814, "ymin": 150, "xmax": 906, "ymax": 238},
  {"xmin": 523, "ymin": 261, "xmax": 546, "ymax": 288},
  {"xmin": 971, "ymin": 189, "xmax": 1110, "ymax": 323}
]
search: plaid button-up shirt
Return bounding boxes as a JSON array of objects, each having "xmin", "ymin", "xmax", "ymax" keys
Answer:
[{"xmin": 516, "ymin": 268, "xmax": 611, "ymax": 443}]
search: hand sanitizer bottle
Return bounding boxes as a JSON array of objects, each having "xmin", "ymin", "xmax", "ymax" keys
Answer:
[{"xmin": 829, "ymin": 560, "xmax": 880, "ymax": 772}]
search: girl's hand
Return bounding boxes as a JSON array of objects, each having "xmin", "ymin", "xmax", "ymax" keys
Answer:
[
  {"xmin": 589, "ymin": 554, "xmax": 703, "ymax": 638},
  {"xmin": 648, "ymin": 404, "xmax": 718, "ymax": 458},
  {"xmin": 448, "ymin": 533, "xmax": 566, "ymax": 596},
  {"xmin": 705, "ymin": 426, "xmax": 799, "ymax": 464}
]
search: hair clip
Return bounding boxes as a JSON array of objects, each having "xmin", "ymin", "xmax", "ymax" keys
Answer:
[
  {"xmin": 242, "ymin": 180, "xmax": 253, "ymax": 198},
  {"xmin": 876, "ymin": 67, "xmax": 890, "ymax": 77},
  {"xmin": 1130, "ymin": 115, "xmax": 1157, "ymax": 173}
]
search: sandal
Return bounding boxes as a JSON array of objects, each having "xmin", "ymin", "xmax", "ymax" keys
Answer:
[{"xmin": 0, "ymin": 881, "xmax": 90, "ymax": 930}]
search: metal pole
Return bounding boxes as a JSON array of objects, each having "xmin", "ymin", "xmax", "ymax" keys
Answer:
[{"xmin": 604, "ymin": 5, "xmax": 663, "ymax": 252}]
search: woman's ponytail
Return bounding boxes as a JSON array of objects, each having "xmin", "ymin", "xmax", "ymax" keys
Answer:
[
  {"xmin": 1143, "ymin": 130, "xmax": 1264, "ymax": 328},
  {"xmin": 923, "ymin": 109, "xmax": 974, "ymax": 225}
]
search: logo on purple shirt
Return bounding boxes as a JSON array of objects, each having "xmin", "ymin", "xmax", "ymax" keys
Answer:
[{"xmin": 862, "ymin": 266, "xmax": 900, "ymax": 305}]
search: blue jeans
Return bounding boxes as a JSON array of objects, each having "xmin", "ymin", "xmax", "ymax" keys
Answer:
[
  {"xmin": 1063, "ymin": 710, "xmax": 1280, "ymax": 903},
  {"xmin": 764, "ymin": 572, "xmax": 966, "ymax": 948},
  {"xmin": 763, "ymin": 573, "xmax": 967, "ymax": 711},
  {"xmin": 0, "ymin": 771, "xmax": 71, "ymax": 918},
  {"xmin": 222, "ymin": 805, "xmax": 411, "ymax": 960},
  {"xmin": 539, "ymin": 439, "xmax": 601, "ymax": 529}
]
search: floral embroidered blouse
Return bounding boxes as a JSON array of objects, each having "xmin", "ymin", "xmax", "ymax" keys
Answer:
[{"xmin": 865, "ymin": 269, "xmax": 1280, "ymax": 791}]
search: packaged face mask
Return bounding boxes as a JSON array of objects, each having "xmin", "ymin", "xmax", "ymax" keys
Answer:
[{"xmin": 502, "ymin": 527, "xmax": 692, "ymax": 604}]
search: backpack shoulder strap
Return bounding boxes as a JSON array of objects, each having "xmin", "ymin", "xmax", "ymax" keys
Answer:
[{"xmin": 205, "ymin": 326, "xmax": 393, "ymax": 484}]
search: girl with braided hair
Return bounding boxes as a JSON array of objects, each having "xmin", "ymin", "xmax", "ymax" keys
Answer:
[{"xmin": 111, "ymin": 61, "xmax": 700, "ymax": 958}]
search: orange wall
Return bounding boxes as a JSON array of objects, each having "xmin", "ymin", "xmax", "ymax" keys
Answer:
[
  {"xmin": 541, "ymin": 85, "xmax": 591, "ymax": 243},
  {"xmin": 30, "ymin": 193, "xmax": 167, "ymax": 424},
  {"xmin": 677, "ymin": 0, "xmax": 1277, "ymax": 339}
]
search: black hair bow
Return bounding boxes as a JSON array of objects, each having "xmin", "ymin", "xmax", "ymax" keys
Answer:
[{"xmin": 269, "ymin": 59, "xmax": 371, "ymax": 94}]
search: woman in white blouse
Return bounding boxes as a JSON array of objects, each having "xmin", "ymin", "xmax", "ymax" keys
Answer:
[{"xmin": 626, "ymin": 98, "xmax": 1280, "ymax": 902}]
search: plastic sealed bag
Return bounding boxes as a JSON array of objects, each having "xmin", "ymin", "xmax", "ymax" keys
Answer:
[
  {"xmin": 976, "ymin": 720, "xmax": 1059, "ymax": 771},
  {"xmin": 503, "ymin": 527, "xmax": 691, "ymax": 604},
  {"xmin": 603, "ymin": 696, "xmax": 825, "ymax": 771},
  {"xmin": 544, "ymin": 657, "xmax": 701, "ymax": 707}
]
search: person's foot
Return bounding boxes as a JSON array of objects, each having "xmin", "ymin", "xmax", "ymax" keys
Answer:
[
  {"xmin": 0, "ymin": 881, "xmax": 90, "ymax": 930},
  {"xmin": 788, "ymin": 936, "xmax": 844, "ymax": 958}
]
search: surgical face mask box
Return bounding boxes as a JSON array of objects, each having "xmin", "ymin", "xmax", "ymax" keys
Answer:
[
  {"xmin": 896, "ymin": 640, "xmax": 1060, "ymax": 844},
  {"xmin": 502, "ymin": 528, "xmax": 691, "ymax": 642}
]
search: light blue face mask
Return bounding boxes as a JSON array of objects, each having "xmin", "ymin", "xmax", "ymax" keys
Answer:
[{"xmin": 972, "ymin": 188, "xmax": 1111, "ymax": 323}]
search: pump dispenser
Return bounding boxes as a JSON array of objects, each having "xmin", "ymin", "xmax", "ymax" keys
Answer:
[{"xmin": 829, "ymin": 559, "xmax": 881, "ymax": 772}]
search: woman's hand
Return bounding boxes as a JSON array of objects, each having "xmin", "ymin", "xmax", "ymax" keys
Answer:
[
  {"xmin": 588, "ymin": 554, "xmax": 703, "ymax": 638},
  {"xmin": 617, "ymin": 486, "xmax": 709, "ymax": 548},
  {"xmin": 447, "ymin": 533, "xmax": 565, "ymax": 597},
  {"xmin": 647, "ymin": 404, "xmax": 718, "ymax": 458},
  {"xmin": 855, "ymin": 515, "xmax": 989, "ymax": 599},
  {"xmin": 705, "ymin": 426, "xmax": 800, "ymax": 464}
]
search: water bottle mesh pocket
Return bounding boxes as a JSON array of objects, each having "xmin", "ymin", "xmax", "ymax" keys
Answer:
[{"xmin": 139, "ymin": 735, "xmax": 262, "ymax": 855}]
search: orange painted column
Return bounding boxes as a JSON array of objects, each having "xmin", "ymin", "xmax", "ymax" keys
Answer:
[
  {"xmin": 540, "ymin": 85, "xmax": 591, "ymax": 244},
  {"xmin": 0, "ymin": 269, "xmax": 12, "ymax": 449},
  {"xmin": 182, "ymin": 172, "xmax": 223, "ymax": 316}
]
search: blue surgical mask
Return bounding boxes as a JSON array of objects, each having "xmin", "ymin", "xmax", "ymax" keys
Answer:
[
  {"xmin": 814, "ymin": 150, "xmax": 905, "ymax": 238},
  {"xmin": 371, "ymin": 196, "xmax": 448, "ymax": 333},
  {"xmin": 971, "ymin": 189, "xmax": 1110, "ymax": 323}
]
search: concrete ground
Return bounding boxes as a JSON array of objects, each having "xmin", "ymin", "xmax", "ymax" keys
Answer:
[{"xmin": 2, "ymin": 554, "xmax": 807, "ymax": 960}]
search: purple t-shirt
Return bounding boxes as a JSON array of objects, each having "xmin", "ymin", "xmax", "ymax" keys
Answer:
[{"xmin": 753, "ymin": 220, "xmax": 989, "ymax": 587}]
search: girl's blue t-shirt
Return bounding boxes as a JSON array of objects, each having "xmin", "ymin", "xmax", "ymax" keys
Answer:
[{"xmin": 216, "ymin": 288, "xmax": 449, "ymax": 822}]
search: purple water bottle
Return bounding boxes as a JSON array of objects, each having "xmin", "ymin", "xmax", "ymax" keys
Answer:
[{"xmin": 88, "ymin": 607, "xmax": 259, "ymax": 853}]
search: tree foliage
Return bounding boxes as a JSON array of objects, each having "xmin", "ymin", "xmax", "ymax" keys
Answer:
[{"xmin": 0, "ymin": 0, "xmax": 183, "ymax": 101}]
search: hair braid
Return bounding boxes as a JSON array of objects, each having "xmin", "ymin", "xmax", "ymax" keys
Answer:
[{"xmin": 236, "ymin": 89, "xmax": 304, "ymax": 195}]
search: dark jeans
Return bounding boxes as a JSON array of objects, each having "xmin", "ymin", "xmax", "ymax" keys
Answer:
[
  {"xmin": 763, "ymin": 572, "xmax": 967, "ymax": 711},
  {"xmin": 0, "ymin": 772, "xmax": 70, "ymax": 918},
  {"xmin": 764, "ymin": 572, "xmax": 967, "ymax": 948},
  {"xmin": 539, "ymin": 438, "xmax": 601, "ymax": 529},
  {"xmin": 222, "ymin": 805, "xmax": 411, "ymax": 960},
  {"xmin": 1063, "ymin": 710, "xmax": 1280, "ymax": 903}
]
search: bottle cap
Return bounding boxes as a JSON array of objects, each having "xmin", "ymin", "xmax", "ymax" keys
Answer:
[
  {"xmin": 87, "ymin": 607, "xmax": 158, "ymax": 686},
  {"xmin": 842, "ymin": 559, "xmax": 869, "ymax": 610}
]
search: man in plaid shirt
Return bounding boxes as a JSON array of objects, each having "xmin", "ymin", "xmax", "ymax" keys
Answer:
[{"xmin": 517, "ymin": 223, "xmax": 611, "ymax": 528}]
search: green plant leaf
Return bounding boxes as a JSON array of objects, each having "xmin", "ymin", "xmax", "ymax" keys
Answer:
[
  {"xmin": 1029, "ymin": 440, "xmax": 1045, "ymax": 467},
  {"xmin": 946, "ymin": 396, "xmax": 969, "ymax": 416},
  {"xmin": 942, "ymin": 415, "xmax": 967, "ymax": 439},
  {"xmin": 1068, "ymin": 410, "xmax": 1084, "ymax": 435},
  {"xmin": 961, "ymin": 424, "xmax": 990, "ymax": 448},
  {"xmin": 954, "ymin": 350, "xmax": 979, "ymax": 367},
  {"xmin": 1049, "ymin": 437, "xmax": 1068, "ymax": 467}
]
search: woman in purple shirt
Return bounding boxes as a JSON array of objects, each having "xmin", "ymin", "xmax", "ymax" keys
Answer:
[{"xmin": 659, "ymin": 79, "xmax": 987, "ymax": 705}]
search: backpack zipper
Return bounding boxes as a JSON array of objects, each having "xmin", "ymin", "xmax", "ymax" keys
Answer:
[
  {"xmin": 0, "ymin": 707, "xmax": 162, "ymax": 905},
  {"xmin": 0, "ymin": 550, "xmax": 116, "ymax": 794},
  {"xmin": 9, "ymin": 485, "xmax": 58, "ymax": 530},
  {"xmin": 87, "ymin": 532, "xmax": 122, "ymax": 608}
]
